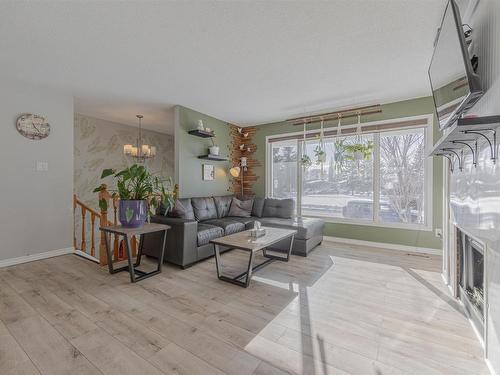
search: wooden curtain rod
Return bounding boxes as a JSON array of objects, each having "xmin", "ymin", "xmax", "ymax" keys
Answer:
[{"xmin": 287, "ymin": 104, "xmax": 382, "ymax": 125}]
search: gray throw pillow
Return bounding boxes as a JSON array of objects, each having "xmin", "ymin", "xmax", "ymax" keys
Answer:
[
  {"xmin": 262, "ymin": 198, "xmax": 294, "ymax": 219},
  {"xmin": 168, "ymin": 198, "xmax": 195, "ymax": 220},
  {"xmin": 228, "ymin": 197, "xmax": 254, "ymax": 218},
  {"xmin": 213, "ymin": 195, "xmax": 233, "ymax": 218},
  {"xmin": 252, "ymin": 197, "xmax": 265, "ymax": 218}
]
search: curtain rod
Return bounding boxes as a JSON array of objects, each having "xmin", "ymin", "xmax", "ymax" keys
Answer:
[{"xmin": 287, "ymin": 104, "xmax": 382, "ymax": 125}]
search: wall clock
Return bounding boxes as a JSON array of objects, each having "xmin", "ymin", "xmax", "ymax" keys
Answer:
[{"xmin": 16, "ymin": 114, "xmax": 50, "ymax": 140}]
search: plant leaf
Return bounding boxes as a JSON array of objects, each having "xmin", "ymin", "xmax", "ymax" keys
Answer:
[{"xmin": 101, "ymin": 169, "xmax": 115, "ymax": 178}]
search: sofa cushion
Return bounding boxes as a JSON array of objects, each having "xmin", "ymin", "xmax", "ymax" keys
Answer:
[
  {"xmin": 252, "ymin": 198, "xmax": 265, "ymax": 218},
  {"xmin": 191, "ymin": 197, "xmax": 218, "ymax": 221},
  {"xmin": 213, "ymin": 195, "xmax": 233, "ymax": 218},
  {"xmin": 226, "ymin": 216, "xmax": 256, "ymax": 230},
  {"xmin": 197, "ymin": 223, "xmax": 224, "ymax": 246},
  {"xmin": 167, "ymin": 198, "xmax": 195, "ymax": 220},
  {"xmin": 259, "ymin": 217, "xmax": 324, "ymax": 240},
  {"xmin": 228, "ymin": 197, "xmax": 254, "ymax": 217},
  {"xmin": 262, "ymin": 198, "xmax": 295, "ymax": 219},
  {"xmin": 203, "ymin": 218, "xmax": 245, "ymax": 235}
]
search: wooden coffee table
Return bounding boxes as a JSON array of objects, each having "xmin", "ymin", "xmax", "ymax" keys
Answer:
[{"xmin": 210, "ymin": 227, "xmax": 296, "ymax": 288}]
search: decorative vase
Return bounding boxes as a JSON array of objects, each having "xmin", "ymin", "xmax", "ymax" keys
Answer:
[
  {"xmin": 209, "ymin": 146, "xmax": 220, "ymax": 156},
  {"xmin": 197, "ymin": 120, "xmax": 204, "ymax": 130},
  {"xmin": 119, "ymin": 200, "xmax": 148, "ymax": 228}
]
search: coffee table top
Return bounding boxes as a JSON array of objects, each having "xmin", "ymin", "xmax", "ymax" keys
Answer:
[{"xmin": 210, "ymin": 227, "xmax": 296, "ymax": 252}]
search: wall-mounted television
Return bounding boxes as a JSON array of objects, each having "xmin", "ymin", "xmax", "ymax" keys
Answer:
[{"xmin": 428, "ymin": 0, "xmax": 482, "ymax": 131}]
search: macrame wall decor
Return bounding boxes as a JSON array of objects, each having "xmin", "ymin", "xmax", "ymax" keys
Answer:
[
  {"xmin": 314, "ymin": 118, "xmax": 327, "ymax": 178},
  {"xmin": 299, "ymin": 120, "xmax": 312, "ymax": 168}
]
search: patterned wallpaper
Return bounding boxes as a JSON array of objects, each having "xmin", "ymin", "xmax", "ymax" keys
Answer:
[{"xmin": 74, "ymin": 113, "xmax": 174, "ymax": 210}]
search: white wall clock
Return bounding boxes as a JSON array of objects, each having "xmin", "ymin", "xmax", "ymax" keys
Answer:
[{"xmin": 16, "ymin": 114, "xmax": 50, "ymax": 140}]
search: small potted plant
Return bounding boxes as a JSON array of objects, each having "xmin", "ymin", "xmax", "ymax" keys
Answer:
[
  {"xmin": 314, "ymin": 145, "xmax": 327, "ymax": 164},
  {"xmin": 345, "ymin": 141, "xmax": 374, "ymax": 161},
  {"xmin": 94, "ymin": 164, "xmax": 175, "ymax": 228},
  {"xmin": 300, "ymin": 154, "xmax": 312, "ymax": 168}
]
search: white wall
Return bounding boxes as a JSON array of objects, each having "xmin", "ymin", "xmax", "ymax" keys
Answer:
[
  {"xmin": 0, "ymin": 80, "xmax": 74, "ymax": 261},
  {"xmin": 450, "ymin": 1, "xmax": 500, "ymax": 373}
]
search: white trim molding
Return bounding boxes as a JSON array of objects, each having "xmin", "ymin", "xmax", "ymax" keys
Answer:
[
  {"xmin": 0, "ymin": 247, "xmax": 74, "ymax": 268},
  {"xmin": 74, "ymin": 249, "xmax": 100, "ymax": 263},
  {"xmin": 323, "ymin": 236, "xmax": 442, "ymax": 256}
]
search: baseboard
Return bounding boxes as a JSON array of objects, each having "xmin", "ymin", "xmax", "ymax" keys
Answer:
[
  {"xmin": 323, "ymin": 236, "xmax": 442, "ymax": 256},
  {"xmin": 0, "ymin": 247, "xmax": 73, "ymax": 268},
  {"xmin": 74, "ymin": 249, "xmax": 99, "ymax": 263}
]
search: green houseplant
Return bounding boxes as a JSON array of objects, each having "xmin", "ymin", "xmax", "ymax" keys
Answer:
[
  {"xmin": 94, "ymin": 164, "xmax": 175, "ymax": 228},
  {"xmin": 314, "ymin": 145, "xmax": 326, "ymax": 164},
  {"xmin": 345, "ymin": 141, "xmax": 374, "ymax": 161}
]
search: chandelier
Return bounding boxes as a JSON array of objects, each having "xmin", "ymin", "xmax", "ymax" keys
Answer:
[{"xmin": 123, "ymin": 114, "xmax": 156, "ymax": 162}]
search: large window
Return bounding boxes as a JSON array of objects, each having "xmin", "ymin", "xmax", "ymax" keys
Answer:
[
  {"xmin": 267, "ymin": 119, "xmax": 431, "ymax": 229},
  {"xmin": 301, "ymin": 134, "xmax": 374, "ymax": 220}
]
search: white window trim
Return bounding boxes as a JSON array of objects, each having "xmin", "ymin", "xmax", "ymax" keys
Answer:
[{"xmin": 266, "ymin": 114, "xmax": 434, "ymax": 231}]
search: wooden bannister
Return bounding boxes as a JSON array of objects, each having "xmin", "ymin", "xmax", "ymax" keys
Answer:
[
  {"xmin": 73, "ymin": 195, "xmax": 102, "ymax": 263},
  {"xmin": 74, "ymin": 182, "xmax": 179, "ymax": 266}
]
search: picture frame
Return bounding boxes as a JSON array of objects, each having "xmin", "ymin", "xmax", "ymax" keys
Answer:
[{"xmin": 202, "ymin": 164, "xmax": 215, "ymax": 181}]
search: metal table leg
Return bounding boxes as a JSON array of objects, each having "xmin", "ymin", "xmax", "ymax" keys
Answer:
[
  {"xmin": 214, "ymin": 234, "xmax": 295, "ymax": 288},
  {"xmin": 103, "ymin": 229, "xmax": 168, "ymax": 283},
  {"xmin": 263, "ymin": 234, "xmax": 295, "ymax": 262}
]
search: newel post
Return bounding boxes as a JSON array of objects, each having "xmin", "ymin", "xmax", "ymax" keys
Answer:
[{"xmin": 98, "ymin": 184, "xmax": 111, "ymax": 265}]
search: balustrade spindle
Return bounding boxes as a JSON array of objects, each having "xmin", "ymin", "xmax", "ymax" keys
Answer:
[
  {"xmin": 90, "ymin": 213, "xmax": 96, "ymax": 257},
  {"xmin": 81, "ymin": 207, "xmax": 87, "ymax": 251}
]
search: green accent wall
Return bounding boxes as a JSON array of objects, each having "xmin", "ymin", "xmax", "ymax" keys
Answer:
[
  {"xmin": 251, "ymin": 96, "xmax": 443, "ymax": 250},
  {"xmin": 175, "ymin": 105, "xmax": 232, "ymax": 198}
]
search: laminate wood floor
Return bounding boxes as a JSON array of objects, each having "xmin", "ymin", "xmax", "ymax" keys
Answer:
[{"xmin": 0, "ymin": 241, "xmax": 489, "ymax": 375}]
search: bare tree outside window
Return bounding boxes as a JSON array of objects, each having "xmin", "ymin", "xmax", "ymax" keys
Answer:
[
  {"xmin": 271, "ymin": 141, "xmax": 297, "ymax": 200},
  {"xmin": 379, "ymin": 128, "xmax": 425, "ymax": 224}
]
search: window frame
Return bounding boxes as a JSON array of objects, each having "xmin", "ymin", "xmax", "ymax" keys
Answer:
[{"xmin": 266, "ymin": 114, "xmax": 434, "ymax": 231}]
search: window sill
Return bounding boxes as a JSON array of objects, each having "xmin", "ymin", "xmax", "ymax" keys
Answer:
[{"xmin": 302, "ymin": 215, "xmax": 433, "ymax": 232}]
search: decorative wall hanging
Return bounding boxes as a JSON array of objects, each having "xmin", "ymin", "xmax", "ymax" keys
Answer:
[
  {"xmin": 314, "ymin": 118, "xmax": 327, "ymax": 164},
  {"xmin": 202, "ymin": 164, "xmax": 215, "ymax": 181},
  {"xmin": 229, "ymin": 124, "xmax": 260, "ymax": 196},
  {"xmin": 16, "ymin": 114, "xmax": 50, "ymax": 140}
]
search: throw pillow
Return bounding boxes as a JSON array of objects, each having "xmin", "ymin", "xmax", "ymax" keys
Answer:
[
  {"xmin": 228, "ymin": 197, "xmax": 254, "ymax": 217},
  {"xmin": 168, "ymin": 198, "xmax": 195, "ymax": 220}
]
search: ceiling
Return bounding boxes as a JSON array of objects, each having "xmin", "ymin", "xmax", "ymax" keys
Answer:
[{"xmin": 0, "ymin": 1, "xmax": 446, "ymax": 134}]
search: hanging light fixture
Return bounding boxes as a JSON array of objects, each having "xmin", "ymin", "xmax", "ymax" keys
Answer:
[{"xmin": 123, "ymin": 115, "xmax": 156, "ymax": 163}]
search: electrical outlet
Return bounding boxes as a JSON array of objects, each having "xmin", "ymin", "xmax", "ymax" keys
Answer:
[
  {"xmin": 36, "ymin": 161, "xmax": 49, "ymax": 172},
  {"xmin": 435, "ymin": 228, "xmax": 443, "ymax": 238}
]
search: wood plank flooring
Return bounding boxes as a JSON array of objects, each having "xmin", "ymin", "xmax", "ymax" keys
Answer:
[{"xmin": 0, "ymin": 241, "xmax": 489, "ymax": 375}]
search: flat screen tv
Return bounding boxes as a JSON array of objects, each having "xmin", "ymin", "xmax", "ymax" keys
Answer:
[{"xmin": 428, "ymin": 0, "xmax": 482, "ymax": 131}]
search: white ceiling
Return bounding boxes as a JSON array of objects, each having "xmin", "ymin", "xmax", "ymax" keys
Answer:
[{"xmin": 0, "ymin": 1, "xmax": 446, "ymax": 134}]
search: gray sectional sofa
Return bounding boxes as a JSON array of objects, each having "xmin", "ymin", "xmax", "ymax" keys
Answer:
[{"xmin": 142, "ymin": 195, "xmax": 324, "ymax": 268}]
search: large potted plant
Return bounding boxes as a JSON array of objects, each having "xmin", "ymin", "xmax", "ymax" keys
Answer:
[{"xmin": 94, "ymin": 164, "xmax": 175, "ymax": 228}]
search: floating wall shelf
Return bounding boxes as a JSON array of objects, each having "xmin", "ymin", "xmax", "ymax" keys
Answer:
[
  {"xmin": 198, "ymin": 154, "xmax": 228, "ymax": 161},
  {"xmin": 430, "ymin": 115, "xmax": 500, "ymax": 172},
  {"xmin": 188, "ymin": 129, "xmax": 215, "ymax": 138}
]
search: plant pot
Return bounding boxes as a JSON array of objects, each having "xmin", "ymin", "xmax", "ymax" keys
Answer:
[
  {"xmin": 209, "ymin": 146, "xmax": 220, "ymax": 156},
  {"xmin": 119, "ymin": 200, "xmax": 148, "ymax": 228},
  {"xmin": 317, "ymin": 153, "xmax": 327, "ymax": 163},
  {"xmin": 353, "ymin": 150, "xmax": 364, "ymax": 161}
]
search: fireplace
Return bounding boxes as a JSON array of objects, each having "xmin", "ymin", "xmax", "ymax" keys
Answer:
[{"xmin": 457, "ymin": 228, "xmax": 485, "ymax": 337}]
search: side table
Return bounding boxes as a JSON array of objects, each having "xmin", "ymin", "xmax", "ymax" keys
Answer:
[{"xmin": 99, "ymin": 223, "xmax": 170, "ymax": 283}]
